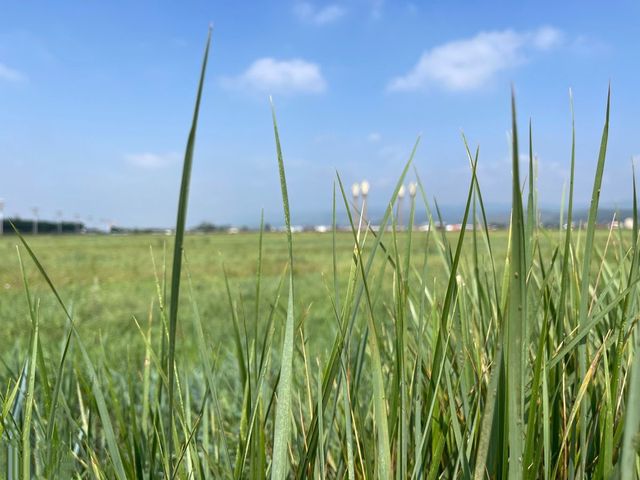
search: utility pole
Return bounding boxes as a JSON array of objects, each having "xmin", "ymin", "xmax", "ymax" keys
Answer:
[
  {"xmin": 57, "ymin": 210, "xmax": 63, "ymax": 234},
  {"xmin": 100, "ymin": 218, "xmax": 113, "ymax": 233},
  {"xmin": 32, "ymin": 207, "xmax": 39, "ymax": 235}
]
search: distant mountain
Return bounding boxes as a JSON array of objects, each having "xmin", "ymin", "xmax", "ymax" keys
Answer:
[{"xmin": 283, "ymin": 203, "xmax": 638, "ymax": 229}]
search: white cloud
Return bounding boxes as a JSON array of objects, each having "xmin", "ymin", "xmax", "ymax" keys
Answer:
[
  {"xmin": 388, "ymin": 26, "xmax": 563, "ymax": 92},
  {"xmin": 125, "ymin": 152, "xmax": 179, "ymax": 169},
  {"xmin": 0, "ymin": 62, "xmax": 26, "ymax": 82},
  {"xmin": 532, "ymin": 26, "xmax": 563, "ymax": 50},
  {"xmin": 223, "ymin": 58, "xmax": 327, "ymax": 94},
  {"xmin": 294, "ymin": 2, "xmax": 347, "ymax": 25}
]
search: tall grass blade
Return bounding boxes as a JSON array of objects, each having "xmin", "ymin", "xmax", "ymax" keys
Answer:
[
  {"xmin": 621, "ymin": 157, "xmax": 640, "ymax": 480},
  {"xmin": 507, "ymin": 87, "xmax": 526, "ymax": 478},
  {"xmin": 574, "ymin": 85, "xmax": 610, "ymax": 477},
  {"xmin": 269, "ymin": 98, "xmax": 296, "ymax": 480},
  {"xmin": 167, "ymin": 27, "xmax": 212, "ymax": 469}
]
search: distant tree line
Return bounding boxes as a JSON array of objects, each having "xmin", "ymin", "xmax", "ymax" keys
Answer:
[
  {"xmin": 190, "ymin": 222, "xmax": 232, "ymax": 232},
  {"xmin": 110, "ymin": 223, "xmax": 240, "ymax": 234},
  {"xmin": 2, "ymin": 218, "xmax": 84, "ymax": 234},
  {"xmin": 110, "ymin": 226, "xmax": 169, "ymax": 234}
]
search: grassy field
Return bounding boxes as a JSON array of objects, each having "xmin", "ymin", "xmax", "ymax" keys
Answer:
[
  {"xmin": 2, "ymin": 33, "xmax": 640, "ymax": 479},
  {"xmin": 0, "ymin": 230, "xmax": 509, "ymax": 363},
  {"xmin": 2, "ymin": 224, "xmax": 638, "ymax": 478},
  {"xmin": 1, "ymin": 232, "xmax": 359, "ymax": 362}
]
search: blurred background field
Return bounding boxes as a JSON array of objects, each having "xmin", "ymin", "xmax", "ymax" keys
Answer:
[
  {"xmin": 2, "ymin": 228, "xmax": 623, "ymax": 367},
  {"xmin": 0, "ymin": 230, "xmax": 511, "ymax": 365}
]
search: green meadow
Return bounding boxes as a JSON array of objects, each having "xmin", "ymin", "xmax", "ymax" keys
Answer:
[
  {"xmin": 2, "ymin": 31, "xmax": 640, "ymax": 479},
  {"xmin": 0, "ymin": 231, "xmax": 510, "ymax": 363}
]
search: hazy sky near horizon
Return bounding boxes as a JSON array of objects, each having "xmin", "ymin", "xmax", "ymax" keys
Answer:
[{"xmin": 1, "ymin": 1, "xmax": 639, "ymax": 228}]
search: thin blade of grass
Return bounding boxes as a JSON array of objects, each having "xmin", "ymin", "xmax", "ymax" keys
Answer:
[
  {"xmin": 166, "ymin": 27, "xmax": 211, "ymax": 470},
  {"xmin": 269, "ymin": 98, "xmax": 296, "ymax": 480},
  {"xmin": 574, "ymin": 86, "xmax": 610, "ymax": 476},
  {"xmin": 21, "ymin": 313, "xmax": 38, "ymax": 480},
  {"xmin": 507, "ymin": 87, "xmax": 526, "ymax": 478},
  {"xmin": 620, "ymin": 321, "xmax": 640, "ymax": 477}
]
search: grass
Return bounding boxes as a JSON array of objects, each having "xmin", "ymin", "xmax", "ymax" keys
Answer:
[
  {"xmin": 1, "ymin": 232, "xmax": 464, "ymax": 360},
  {"xmin": 2, "ymin": 33, "xmax": 640, "ymax": 479}
]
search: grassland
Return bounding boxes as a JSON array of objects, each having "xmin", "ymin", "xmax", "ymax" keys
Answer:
[
  {"xmin": 2, "ymin": 31, "xmax": 640, "ymax": 479},
  {"xmin": 0, "ymin": 230, "xmax": 509, "ymax": 362},
  {"xmin": 2, "ymin": 224, "xmax": 638, "ymax": 478}
]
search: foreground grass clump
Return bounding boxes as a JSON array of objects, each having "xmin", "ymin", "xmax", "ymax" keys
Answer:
[{"xmin": 2, "ymin": 33, "xmax": 640, "ymax": 479}]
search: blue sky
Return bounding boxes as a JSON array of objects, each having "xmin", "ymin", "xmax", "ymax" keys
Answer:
[{"xmin": 1, "ymin": 0, "xmax": 639, "ymax": 228}]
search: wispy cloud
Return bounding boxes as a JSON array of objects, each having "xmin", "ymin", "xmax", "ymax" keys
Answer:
[
  {"xmin": 570, "ymin": 35, "xmax": 610, "ymax": 56},
  {"xmin": 0, "ymin": 62, "xmax": 27, "ymax": 82},
  {"xmin": 125, "ymin": 152, "xmax": 179, "ymax": 169},
  {"xmin": 294, "ymin": 2, "xmax": 347, "ymax": 25},
  {"xmin": 222, "ymin": 58, "xmax": 327, "ymax": 94},
  {"xmin": 388, "ymin": 26, "xmax": 563, "ymax": 92}
]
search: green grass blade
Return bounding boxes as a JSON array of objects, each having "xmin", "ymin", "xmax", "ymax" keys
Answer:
[
  {"xmin": 342, "ymin": 359, "xmax": 356, "ymax": 480},
  {"xmin": 316, "ymin": 367, "xmax": 326, "ymax": 479},
  {"xmin": 620, "ymin": 165, "xmax": 640, "ymax": 477},
  {"xmin": 167, "ymin": 27, "xmax": 211, "ymax": 469},
  {"xmin": 507, "ymin": 87, "xmax": 526, "ymax": 479},
  {"xmin": 577, "ymin": 89, "xmax": 611, "ymax": 312},
  {"xmin": 620, "ymin": 323, "xmax": 640, "ymax": 477},
  {"xmin": 526, "ymin": 119, "xmax": 536, "ymax": 265},
  {"xmin": 21, "ymin": 314, "xmax": 38, "ymax": 480},
  {"xmin": 556, "ymin": 89, "xmax": 577, "ymax": 346},
  {"xmin": 574, "ymin": 86, "xmax": 610, "ymax": 477},
  {"xmin": 269, "ymin": 98, "xmax": 296, "ymax": 480},
  {"xmin": 473, "ymin": 344, "xmax": 504, "ymax": 480}
]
